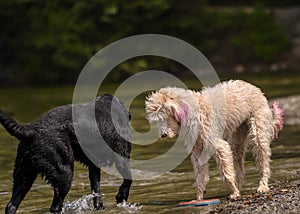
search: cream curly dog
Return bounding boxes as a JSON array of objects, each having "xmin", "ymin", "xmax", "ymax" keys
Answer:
[{"xmin": 145, "ymin": 80, "xmax": 283, "ymax": 200}]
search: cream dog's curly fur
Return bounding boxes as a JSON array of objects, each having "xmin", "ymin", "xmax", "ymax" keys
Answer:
[{"xmin": 145, "ymin": 80, "xmax": 283, "ymax": 200}]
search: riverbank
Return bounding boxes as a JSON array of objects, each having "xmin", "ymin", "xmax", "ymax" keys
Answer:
[{"xmin": 210, "ymin": 181, "xmax": 300, "ymax": 213}]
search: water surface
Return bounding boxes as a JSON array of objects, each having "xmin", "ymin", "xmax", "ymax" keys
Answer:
[{"xmin": 0, "ymin": 77, "xmax": 299, "ymax": 213}]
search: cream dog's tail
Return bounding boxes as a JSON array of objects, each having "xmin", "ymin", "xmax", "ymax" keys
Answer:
[{"xmin": 271, "ymin": 102, "xmax": 283, "ymax": 139}]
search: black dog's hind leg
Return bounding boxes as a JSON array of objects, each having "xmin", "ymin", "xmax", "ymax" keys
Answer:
[
  {"xmin": 89, "ymin": 165, "xmax": 104, "ymax": 210},
  {"xmin": 49, "ymin": 165, "xmax": 73, "ymax": 213},
  {"xmin": 115, "ymin": 161, "xmax": 132, "ymax": 204},
  {"xmin": 5, "ymin": 166, "xmax": 38, "ymax": 214},
  {"xmin": 6, "ymin": 144, "xmax": 38, "ymax": 214}
]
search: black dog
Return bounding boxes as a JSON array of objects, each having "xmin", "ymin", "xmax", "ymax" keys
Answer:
[{"xmin": 0, "ymin": 94, "xmax": 132, "ymax": 214}]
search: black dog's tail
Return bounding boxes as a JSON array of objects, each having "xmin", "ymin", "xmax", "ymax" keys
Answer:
[{"xmin": 0, "ymin": 110, "xmax": 35, "ymax": 140}]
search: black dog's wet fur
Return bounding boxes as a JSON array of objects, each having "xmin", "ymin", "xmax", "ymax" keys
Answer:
[{"xmin": 0, "ymin": 94, "xmax": 132, "ymax": 214}]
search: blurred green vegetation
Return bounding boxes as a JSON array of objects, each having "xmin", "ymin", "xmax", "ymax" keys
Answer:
[
  {"xmin": 229, "ymin": 5, "xmax": 290, "ymax": 62},
  {"xmin": 0, "ymin": 0, "xmax": 296, "ymax": 86}
]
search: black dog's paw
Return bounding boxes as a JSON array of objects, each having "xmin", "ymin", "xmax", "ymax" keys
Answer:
[
  {"xmin": 93, "ymin": 198, "xmax": 105, "ymax": 210},
  {"xmin": 5, "ymin": 202, "xmax": 17, "ymax": 214},
  {"xmin": 95, "ymin": 204, "xmax": 105, "ymax": 210},
  {"xmin": 50, "ymin": 206, "xmax": 63, "ymax": 214},
  {"xmin": 116, "ymin": 193, "xmax": 127, "ymax": 204},
  {"xmin": 50, "ymin": 211, "xmax": 63, "ymax": 214}
]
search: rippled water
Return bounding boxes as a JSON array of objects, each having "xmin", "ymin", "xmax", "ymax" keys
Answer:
[{"xmin": 0, "ymin": 79, "xmax": 299, "ymax": 213}]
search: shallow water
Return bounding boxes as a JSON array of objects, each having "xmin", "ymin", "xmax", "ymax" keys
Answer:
[{"xmin": 0, "ymin": 78, "xmax": 299, "ymax": 213}]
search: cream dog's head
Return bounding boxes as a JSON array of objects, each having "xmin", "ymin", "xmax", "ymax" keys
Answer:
[{"xmin": 145, "ymin": 87, "xmax": 190, "ymax": 139}]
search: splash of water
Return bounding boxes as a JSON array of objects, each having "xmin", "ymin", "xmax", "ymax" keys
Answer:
[
  {"xmin": 62, "ymin": 193, "xmax": 99, "ymax": 213},
  {"xmin": 61, "ymin": 194, "xmax": 142, "ymax": 213},
  {"xmin": 117, "ymin": 201, "xmax": 143, "ymax": 213}
]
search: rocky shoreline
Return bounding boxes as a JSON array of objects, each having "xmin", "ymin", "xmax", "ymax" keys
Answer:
[{"xmin": 210, "ymin": 182, "xmax": 300, "ymax": 214}]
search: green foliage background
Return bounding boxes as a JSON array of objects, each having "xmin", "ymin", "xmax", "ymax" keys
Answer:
[{"xmin": 0, "ymin": 0, "xmax": 295, "ymax": 86}]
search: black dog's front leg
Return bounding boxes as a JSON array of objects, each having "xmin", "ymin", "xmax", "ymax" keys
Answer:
[
  {"xmin": 116, "ymin": 179, "xmax": 132, "ymax": 204},
  {"xmin": 115, "ymin": 161, "xmax": 132, "ymax": 204},
  {"xmin": 88, "ymin": 166, "xmax": 104, "ymax": 210}
]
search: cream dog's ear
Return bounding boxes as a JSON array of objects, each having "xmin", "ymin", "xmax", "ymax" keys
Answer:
[{"xmin": 164, "ymin": 100, "xmax": 189, "ymax": 124}]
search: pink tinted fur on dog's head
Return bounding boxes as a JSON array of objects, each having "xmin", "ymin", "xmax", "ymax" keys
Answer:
[{"xmin": 174, "ymin": 103, "xmax": 189, "ymax": 124}]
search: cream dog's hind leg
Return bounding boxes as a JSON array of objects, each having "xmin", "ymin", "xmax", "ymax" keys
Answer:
[{"xmin": 231, "ymin": 123, "xmax": 248, "ymax": 191}]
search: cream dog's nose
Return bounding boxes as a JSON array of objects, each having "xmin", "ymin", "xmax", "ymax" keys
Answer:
[{"xmin": 160, "ymin": 133, "xmax": 168, "ymax": 138}]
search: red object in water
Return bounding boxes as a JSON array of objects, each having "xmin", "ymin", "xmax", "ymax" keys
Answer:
[{"xmin": 178, "ymin": 198, "xmax": 221, "ymax": 207}]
